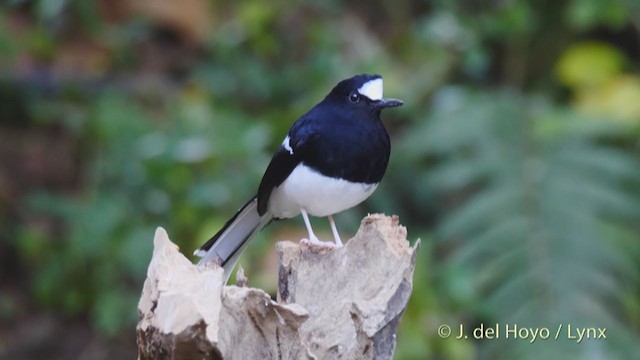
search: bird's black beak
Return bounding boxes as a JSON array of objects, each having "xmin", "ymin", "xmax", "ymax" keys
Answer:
[{"xmin": 373, "ymin": 98, "xmax": 404, "ymax": 109}]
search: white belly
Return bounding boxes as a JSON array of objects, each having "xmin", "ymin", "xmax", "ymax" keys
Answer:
[{"xmin": 268, "ymin": 164, "xmax": 378, "ymax": 218}]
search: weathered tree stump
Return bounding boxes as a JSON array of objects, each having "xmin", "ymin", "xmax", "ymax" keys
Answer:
[{"xmin": 137, "ymin": 214, "xmax": 419, "ymax": 360}]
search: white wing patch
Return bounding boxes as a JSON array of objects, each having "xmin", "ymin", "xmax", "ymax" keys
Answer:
[
  {"xmin": 358, "ymin": 78, "xmax": 383, "ymax": 101},
  {"xmin": 282, "ymin": 135, "xmax": 294, "ymax": 155}
]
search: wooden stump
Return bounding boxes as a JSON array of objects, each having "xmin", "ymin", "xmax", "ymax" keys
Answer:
[{"xmin": 137, "ymin": 214, "xmax": 419, "ymax": 360}]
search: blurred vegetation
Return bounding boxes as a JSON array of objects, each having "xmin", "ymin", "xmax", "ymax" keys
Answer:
[{"xmin": 1, "ymin": 0, "xmax": 640, "ymax": 359}]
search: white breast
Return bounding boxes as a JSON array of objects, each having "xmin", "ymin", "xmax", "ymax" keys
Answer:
[{"xmin": 268, "ymin": 164, "xmax": 378, "ymax": 218}]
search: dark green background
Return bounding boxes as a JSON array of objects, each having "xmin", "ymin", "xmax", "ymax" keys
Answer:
[{"xmin": 1, "ymin": 0, "xmax": 639, "ymax": 359}]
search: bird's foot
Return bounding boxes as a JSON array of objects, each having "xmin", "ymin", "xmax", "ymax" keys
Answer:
[{"xmin": 300, "ymin": 237, "xmax": 341, "ymax": 249}]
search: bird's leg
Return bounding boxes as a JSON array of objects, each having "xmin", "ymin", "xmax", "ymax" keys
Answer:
[
  {"xmin": 300, "ymin": 208, "xmax": 339, "ymax": 249},
  {"xmin": 327, "ymin": 215, "xmax": 343, "ymax": 247},
  {"xmin": 300, "ymin": 208, "xmax": 320, "ymax": 244}
]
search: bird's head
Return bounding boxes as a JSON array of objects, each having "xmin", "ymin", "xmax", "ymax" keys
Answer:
[{"xmin": 326, "ymin": 74, "xmax": 403, "ymax": 115}]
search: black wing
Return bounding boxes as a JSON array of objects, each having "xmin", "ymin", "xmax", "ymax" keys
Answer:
[
  {"xmin": 256, "ymin": 147, "xmax": 299, "ymax": 216},
  {"xmin": 256, "ymin": 117, "xmax": 320, "ymax": 216}
]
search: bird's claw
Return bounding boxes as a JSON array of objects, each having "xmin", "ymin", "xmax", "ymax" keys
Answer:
[{"xmin": 301, "ymin": 237, "xmax": 341, "ymax": 249}]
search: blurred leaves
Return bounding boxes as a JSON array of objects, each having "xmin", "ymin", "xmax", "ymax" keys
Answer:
[
  {"xmin": 399, "ymin": 88, "xmax": 640, "ymax": 358},
  {"xmin": 576, "ymin": 75, "xmax": 640, "ymax": 122},
  {"xmin": 567, "ymin": 0, "xmax": 630, "ymax": 30},
  {"xmin": 557, "ymin": 41, "xmax": 640, "ymax": 122},
  {"xmin": 14, "ymin": 89, "xmax": 274, "ymax": 335},
  {"xmin": 556, "ymin": 42, "xmax": 624, "ymax": 89},
  {"xmin": 1, "ymin": 0, "xmax": 640, "ymax": 359}
]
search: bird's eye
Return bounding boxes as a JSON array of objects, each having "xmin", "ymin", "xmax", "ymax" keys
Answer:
[{"xmin": 349, "ymin": 92, "xmax": 360, "ymax": 103}]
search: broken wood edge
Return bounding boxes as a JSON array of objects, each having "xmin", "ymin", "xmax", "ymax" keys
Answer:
[{"xmin": 136, "ymin": 214, "xmax": 419, "ymax": 359}]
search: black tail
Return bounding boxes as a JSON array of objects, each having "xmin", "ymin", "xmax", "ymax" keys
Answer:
[{"xmin": 194, "ymin": 197, "xmax": 271, "ymax": 281}]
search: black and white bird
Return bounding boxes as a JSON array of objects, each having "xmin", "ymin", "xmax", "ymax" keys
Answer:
[{"xmin": 195, "ymin": 74, "xmax": 403, "ymax": 279}]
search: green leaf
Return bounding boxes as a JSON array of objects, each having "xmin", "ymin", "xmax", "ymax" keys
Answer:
[{"xmin": 403, "ymin": 88, "xmax": 640, "ymax": 358}]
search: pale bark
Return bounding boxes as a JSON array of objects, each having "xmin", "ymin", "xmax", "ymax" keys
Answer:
[{"xmin": 137, "ymin": 214, "xmax": 419, "ymax": 360}]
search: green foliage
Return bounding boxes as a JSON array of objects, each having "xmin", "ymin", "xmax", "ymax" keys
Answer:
[
  {"xmin": 2, "ymin": 0, "xmax": 640, "ymax": 358},
  {"xmin": 557, "ymin": 42, "xmax": 625, "ymax": 88},
  {"xmin": 17, "ymin": 90, "xmax": 275, "ymax": 333},
  {"xmin": 399, "ymin": 88, "xmax": 640, "ymax": 358},
  {"xmin": 567, "ymin": 0, "xmax": 631, "ymax": 30}
]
